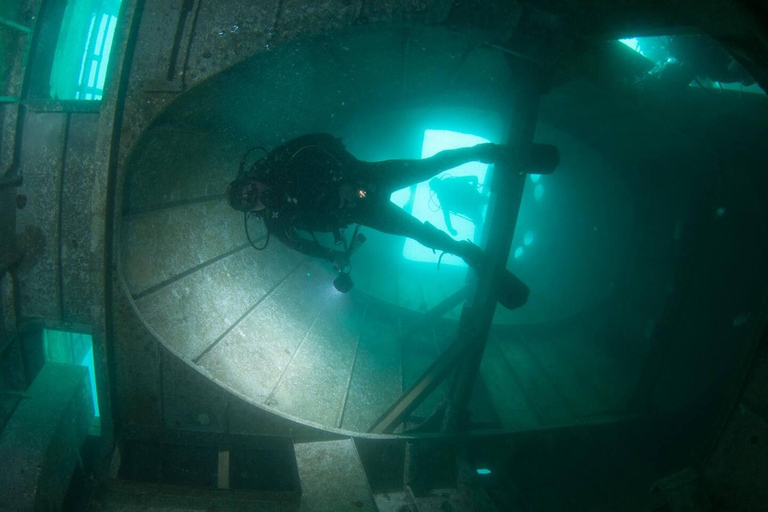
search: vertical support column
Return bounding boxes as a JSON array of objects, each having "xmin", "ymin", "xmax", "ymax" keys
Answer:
[{"xmin": 446, "ymin": 57, "xmax": 546, "ymax": 432}]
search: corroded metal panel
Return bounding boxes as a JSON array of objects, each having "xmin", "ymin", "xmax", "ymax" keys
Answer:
[
  {"xmin": 197, "ymin": 259, "xmax": 332, "ymax": 405},
  {"xmin": 268, "ymin": 294, "xmax": 365, "ymax": 428},
  {"xmin": 131, "ymin": 0, "xmax": 195, "ymax": 92},
  {"xmin": 122, "ymin": 127, "xmax": 240, "ymax": 214},
  {"xmin": 15, "ymin": 111, "xmax": 66, "ymax": 320},
  {"xmin": 120, "ymin": 198, "xmax": 245, "ymax": 295},
  {"xmin": 161, "ymin": 347, "xmax": 228, "ymax": 433},
  {"xmin": 61, "ymin": 112, "xmax": 99, "ymax": 323},
  {"xmin": 227, "ymin": 394, "xmax": 342, "ymax": 443},
  {"xmin": 702, "ymin": 404, "xmax": 768, "ymax": 510},
  {"xmin": 277, "ymin": 0, "xmax": 362, "ymax": 41},
  {"xmin": 341, "ymin": 304, "xmax": 402, "ymax": 432},
  {"xmin": 183, "ymin": 0, "xmax": 279, "ymax": 86},
  {"xmin": 294, "ymin": 439, "xmax": 377, "ymax": 512},
  {"xmin": 0, "ymin": 363, "xmax": 91, "ymax": 512},
  {"xmin": 134, "ymin": 242, "xmax": 304, "ymax": 361},
  {"xmin": 113, "ymin": 284, "xmax": 162, "ymax": 429}
]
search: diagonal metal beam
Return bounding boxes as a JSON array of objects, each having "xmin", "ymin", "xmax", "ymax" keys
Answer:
[
  {"xmin": 398, "ymin": 285, "xmax": 470, "ymax": 342},
  {"xmin": 368, "ymin": 309, "xmax": 475, "ymax": 434}
]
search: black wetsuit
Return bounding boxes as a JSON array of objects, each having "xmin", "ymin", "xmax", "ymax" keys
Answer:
[{"xmin": 254, "ymin": 133, "xmax": 494, "ymax": 265}]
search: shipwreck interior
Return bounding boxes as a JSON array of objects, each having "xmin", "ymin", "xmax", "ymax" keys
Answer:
[{"xmin": 1, "ymin": 0, "xmax": 768, "ymax": 511}]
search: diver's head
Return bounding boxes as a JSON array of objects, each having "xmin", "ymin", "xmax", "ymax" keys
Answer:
[{"xmin": 226, "ymin": 178, "xmax": 266, "ymax": 212}]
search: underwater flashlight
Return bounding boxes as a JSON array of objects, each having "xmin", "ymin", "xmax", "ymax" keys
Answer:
[
  {"xmin": 333, "ymin": 272, "xmax": 354, "ymax": 293},
  {"xmin": 331, "ymin": 230, "xmax": 366, "ymax": 294}
]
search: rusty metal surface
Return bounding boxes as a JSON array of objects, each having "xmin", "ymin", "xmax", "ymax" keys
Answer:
[
  {"xmin": 267, "ymin": 295, "xmax": 365, "ymax": 427},
  {"xmin": 15, "ymin": 111, "xmax": 67, "ymax": 320},
  {"xmin": 120, "ymin": 198, "xmax": 245, "ymax": 295},
  {"xmin": 197, "ymin": 259, "xmax": 341, "ymax": 406},
  {"xmin": 89, "ymin": 479, "xmax": 299, "ymax": 512},
  {"xmin": 341, "ymin": 305, "xmax": 403, "ymax": 432},
  {"xmin": 122, "ymin": 127, "xmax": 240, "ymax": 214},
  {"xmin": 112, "ymin": 278, "xmax": 163, "ymax": 429},
  {"xmin": 0, "ymin": 363, "xmax": 92, "ymax": 512},
  {"xmin": 61, "ymin": 113, "xmax": 100, "ymax": 323},
  {"xmin": 702, "ymin": 403, "xmax": 768, "ymax": 510},
  {"xmin": 294, "ymin": 439, "xmax": 377, "ymax": 512},
  {"xmin": 161, "ymin": 347, "xmax": 229, "ymax": 433},
  {"xmin": 134, "ymin": 243, "xmax": 304, "ymax": 361}
]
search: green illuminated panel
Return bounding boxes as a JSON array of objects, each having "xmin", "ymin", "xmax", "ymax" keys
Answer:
[
  {"xmin": 49, "ymin": 0, "xmax": 122, "ymax": 100},
  {"xmin": 43, "ymin": 329, "xmax": 100, "ymax": 417}
]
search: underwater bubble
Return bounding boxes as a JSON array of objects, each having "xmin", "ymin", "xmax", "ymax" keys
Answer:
[
  {"xmin": 514, "ymin": 247, "xmax": 524, "ymax": 259},
  {"xmin": 524, "ymin": 230, "xmax": 534, "ymax": 246},
  {"xmin": 534, "ymin": 184, "xmax": 544, "ymax": 201},
  {"xmin": 477, "ymin": 469, "xmax": 492, "ymax": 475}
]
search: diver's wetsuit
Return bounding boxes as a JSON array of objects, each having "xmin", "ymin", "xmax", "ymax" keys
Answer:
[{"xmin": 251, "ymin": 133, "xmax": 529, "ymax": 307}]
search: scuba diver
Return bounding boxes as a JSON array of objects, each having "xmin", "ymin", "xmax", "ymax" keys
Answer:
[
  {"xmin": 227, "ymin": 133, "xmax": 552, "ymax": 309},
  {"xmin": 429, "ymin": 175, "xmax": 488, "ymax": 236}
]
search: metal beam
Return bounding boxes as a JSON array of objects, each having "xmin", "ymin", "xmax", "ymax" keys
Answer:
[
  {"xmin": 445, "ymin": 57, "xmax": 547, "ymax": 433},
  {"xmin": 399, "ymin": 285, "xmax": 470, "ymax": 342}
]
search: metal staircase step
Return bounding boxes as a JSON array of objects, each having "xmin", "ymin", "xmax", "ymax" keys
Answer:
[
  {"xmin": 341, "ymin": 304, "xmax": 402, "ymax": 432},
  {"xmin": 294, "ymin": 439, "xmax": 377, "ymax": 512}
]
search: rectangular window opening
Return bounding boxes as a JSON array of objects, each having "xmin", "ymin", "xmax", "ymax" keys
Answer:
[
  {"xmin": 43, "ymin": 329, "xmax": 101, "ymax": 432},
  {"xmin": 390, "ymin": 129, "xmax": 490, "ymax": 265},
  {"xmin": 49, "ymin": 0, "xmax": 123, "ymax": 100}
]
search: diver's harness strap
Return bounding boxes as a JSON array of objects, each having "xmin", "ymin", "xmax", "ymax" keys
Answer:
[{"xmin": 239, "ymin": 142, "xmax": 364, "ymax": 268}]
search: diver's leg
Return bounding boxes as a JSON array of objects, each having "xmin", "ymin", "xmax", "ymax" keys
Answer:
[
  {"xmin": 355, "ymin": 144, "xmax": 502, "ymax": 192},
  {"xmin": 356, "ymin": 201, "xmax": 530, "ymax": 309},
  {"xmin": 356, "ymin": 200, "xmax": 476, "ymax": 260}
]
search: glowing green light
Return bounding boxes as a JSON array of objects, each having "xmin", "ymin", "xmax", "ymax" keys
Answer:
[
  {"xmin": 619, "ymin": 38, "xmax": 639, "ymax": 51},
  {"xmin": 395, "ymin": 129, "xmax": 490, "ymax": 265},
  {"xmin": 50, "ymin": 3, "xmax": 123, "ymax": 100},
  {"xmin": 716, "ymin": 207, "xmax": 726, "ymax": 217},
  {"xmin": 514, "ymin": 247, "xmax": 524, "ymax": 259},
  {"xmin": 534, "ymin": 184, "xmax": 544, "ymax": 201},
  {"xmin": 43, "ymin": 329, "xmax": 100, "ymax": 418},
  {"xmin": 524, "ymin": 230, "xmax": 534, "ymax": 246},
  {"xmin": 477, "ymin": 468, "xmax": 492, "ymax": 475},
  {"xmin": 530, "ymin": 174, "xmax": 541, "ymax": 183},
  {"xmin": 307, "ymin": 272, "xmax": 311, "ymax": 276}
]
